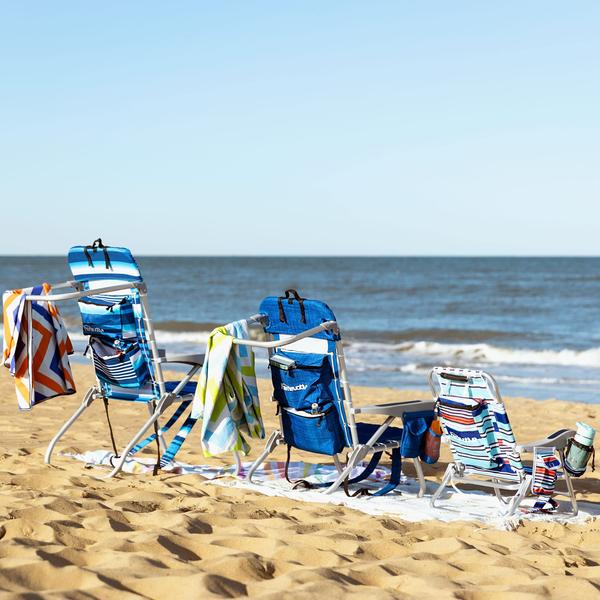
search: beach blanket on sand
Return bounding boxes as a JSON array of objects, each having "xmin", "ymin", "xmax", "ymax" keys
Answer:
[
  {"xmin": 66, "ymin": 451, "xmax": 597, "ymax": 529},
  {"xmin": 192, "ymin": 320, "xmax": 264, "ymax": 456},
  {"xmin": 3, "ymin": 284, "xmax": 75, "ymax": 410}
]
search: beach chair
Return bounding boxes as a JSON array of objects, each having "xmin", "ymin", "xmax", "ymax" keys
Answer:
[
  {"xmin": 41, "ymin": 240, "xmax": 207, "ymax": 478},
  {"xmin": 429, "ymin": 366, "xmax": 578, "ymax": 516},
  {"xmin": 237, "ymin": 290, "xmax": 435, "ymax": 496}
]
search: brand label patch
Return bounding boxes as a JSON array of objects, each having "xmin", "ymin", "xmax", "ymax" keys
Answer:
[{"xmin": 281, "ymin": 383, "xmax": 308, "ymax": 392}]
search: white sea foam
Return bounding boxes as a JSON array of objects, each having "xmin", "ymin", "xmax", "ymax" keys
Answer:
[
  {"xmin": 65, "ymin": 326, "xmax": 600, "ymax": 370},
  {"xmin": 346, "ymin": 339, "xmax": 600, "ymax": 368},
  {"xmin": 67, "ymin": 329, "xmax": 212, "ymax": 345}
]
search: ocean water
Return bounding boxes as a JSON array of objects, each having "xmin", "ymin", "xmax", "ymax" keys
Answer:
[{"xmin": 2, "ymin": 256, "xmax": 600, "ymax": 403}]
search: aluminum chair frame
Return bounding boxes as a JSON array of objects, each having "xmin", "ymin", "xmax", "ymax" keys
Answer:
[
  {"xmin": 429, "ymin": 366, "xmax": 578, "ymax": 516},
  {"xmin": 234, "ymin": 314, "xmax": 434, "ymax": 496},
  {"xmin": 23, "ymin": 279, "xmax": 235, "ymax": 478}
]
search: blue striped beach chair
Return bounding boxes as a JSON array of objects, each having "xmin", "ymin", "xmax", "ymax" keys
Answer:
[
  {"xmin": 429, "ymin": 367, "xmax": 578, "ymax": 516},
  {"xmin": 44, "ymin": 239, "xmax": 205, "ymax": 478},
  {"xmin": 238, "ymin": 290, "xmax": 435, "ymax": 496}
]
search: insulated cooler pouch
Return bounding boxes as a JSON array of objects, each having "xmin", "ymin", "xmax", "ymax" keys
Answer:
[
  {"xmin": 271, "ymin": 351, "xmax": 334, "ymax": 412},
  {"xmin": 401, "ymin": 411, "xmax": 434, "ymax": 458},
  {"xmin": 270, "ymin": 351, "xmax": 346, "ymax": 455},
  {"xmin": 281, "ymin": 407, "xmax": 345, "ymax": 455},
  {"xmin": 79, "ymin": 296, "xmax": 137, "ymax": 339},
  {"xmin": 564, "ymin": 437, "xmax": 596, "ymax": 477}
]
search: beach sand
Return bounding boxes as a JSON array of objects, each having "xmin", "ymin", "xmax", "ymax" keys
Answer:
[{"xmin": 2, "ymin": 364, "xmax": 600, "ymax": 598}]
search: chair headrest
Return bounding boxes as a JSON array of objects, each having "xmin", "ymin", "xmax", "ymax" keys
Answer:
[
  {"xmin": 258, "ymin": 290, "xmax": 340, "ymax": 341},
  {"xmin": 68, "ymin": 240, "xmax": 143, "ymax": 285}
]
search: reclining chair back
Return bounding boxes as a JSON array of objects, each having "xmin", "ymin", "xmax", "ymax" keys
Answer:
[
  {"xmin": 430, "ymin": 367, "xmax": 525, "ymax": 480},
  {"xmin": 258, "ymin": 290, "xmax": 353, "ymax": 455},
  {"xmin": 68, "ymin": 240, "xmax": 161, "ymax": 402}
]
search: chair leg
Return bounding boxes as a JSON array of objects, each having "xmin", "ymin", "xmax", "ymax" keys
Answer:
[
  {"xmin": 232, "ymin": 451, "xmax": 242, "ymax": 477},
  {"xmin": 246, "ymin": 430, "xmax": 284, "ymax": 483},
  {"xmin": 430, "ymin": 463, "xmax": 454, "ymax": 508},
  {"xmin": 560, "ymin": 450, "xmax": 578, "ymax": 515},
  {"xmin": 413, "ymin": 457, "xmax": 427, "ymax": 498},
  {"xmin": 324, "ymin": 447, "xmax": 364, "ymax": 495},
  {"xmin": 45, "ymin": 388, "xmax": 96, "ymax": 465},
  {"xmin": 333, "ymin": 454, "xmax": 344, "ymax": 474},
  {"xmin": 492, "ymin": 479, "xmax": 510, "ymax": 505},
  {"xmin": 103, "ymin": 395, "xmax": 173, "ymax": 479},
  {"xmin": 506, "ymin": 476, "xmax": 531, "ymax": 516}
]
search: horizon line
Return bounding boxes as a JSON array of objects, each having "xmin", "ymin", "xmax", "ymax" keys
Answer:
[{"xmin": 1, "ymin": 254, "xmax": 600, "ymax": 259}]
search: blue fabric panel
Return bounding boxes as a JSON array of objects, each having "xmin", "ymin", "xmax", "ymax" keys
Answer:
[
  {"xmin": 259, "ymin": 295, "xmax": 340, "ymax": 340},
  {"xmin": 281, "ymin": 407, "xmax": 345, "ymax": 455}
]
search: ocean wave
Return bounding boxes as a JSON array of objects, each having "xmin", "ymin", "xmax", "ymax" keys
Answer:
[
  {"xmin": 346, "ymin": 328, "xmax": 529, "ymax": 343},
  {"xmin": 154, "ymin": 321, "xmax": 219, "ymax": 332},
  {"xmin": 65, "ymin": 325, "xmax": 600, "ymax": 370},
  {"xmin": 67, "ymin": 329, "xmax": 212, "ymax": 345},
  {"xmin": 345, "ymin": 359, "xmax": 600, "ymax": 387},
  {"xmin": 345, "ymin": 340, "xmax": 600, "ymax": 368}
]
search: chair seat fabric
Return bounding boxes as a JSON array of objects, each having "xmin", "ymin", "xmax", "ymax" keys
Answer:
[
  {"xmin": 356, "ymin": 422, "xmax": 403, "ymax": 445},
  {"xmin": 106, "ymin": 380, "xmax": 197, "ymax": 401},
  {"xmin": 164, "ymin": 381, "xmax": 197, "ymax": 396}
]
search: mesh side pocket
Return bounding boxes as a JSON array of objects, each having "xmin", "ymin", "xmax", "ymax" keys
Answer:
[{"xmin": 89, "ymin": 336, "xmax": 150, "ymax": 388}]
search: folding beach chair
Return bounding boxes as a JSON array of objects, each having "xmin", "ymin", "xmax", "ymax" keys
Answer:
[
  {"xmin": 429, "ymin": 366, "xmax": 578, "ymax": 516},
  {"xmin": 41, "ymin": 240, "xmax": 207, "ymax": 478},
  {"xmin": 237, "ymin": 290, "xmax": 435, "ymax": 496}
]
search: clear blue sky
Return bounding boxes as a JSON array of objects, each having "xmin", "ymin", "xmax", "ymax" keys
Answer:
[{"xmin": 1, "ymin": 2, "xmax": 598, "ymax": 255}]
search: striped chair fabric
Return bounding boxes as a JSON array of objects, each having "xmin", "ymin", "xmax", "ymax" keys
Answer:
[
  {"xmin": 68, "ymin": 244, "xmax": 158, "ymax": 401},
  {"xmin": 436, "ymin": 371, "xmax": 557, "ymax": 497}
]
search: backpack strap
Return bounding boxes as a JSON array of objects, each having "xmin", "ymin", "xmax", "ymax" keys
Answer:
[
  {"xmin": 341, "ymin": 449, "xmax": 402, "ymax": 497},
  {"xmin": 283, "ymin": 446, "xmax": 393, "ymax": 496}
]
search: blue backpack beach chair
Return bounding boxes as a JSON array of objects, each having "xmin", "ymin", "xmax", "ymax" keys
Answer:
[
  {"xmin": 429, "ymin": 366, "xmax": 578, "ymax": 515},
  {"xmin": 237, "ymin": 290, "xmax": 435, "ymax": 496},
  {"xmin": 44, "ymin": 240, "xmax": 205, "ymax": 477}
]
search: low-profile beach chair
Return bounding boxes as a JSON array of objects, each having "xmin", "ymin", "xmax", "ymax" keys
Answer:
[
  {"xmin": 236, "ymin": 290, "xmax": 435, "ymax": 496},
  {"xmin": 38, "ymin": 239, "xmax": 209, "ymax": 478},
  {"xmin": 429, "ymin": 366, "xmax": 578, "ymax": 516}
]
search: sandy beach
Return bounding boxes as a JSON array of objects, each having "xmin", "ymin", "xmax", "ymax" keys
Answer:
[{"xmin": 1, "ymin": 364, "xmax": 600, "ymax": 599}]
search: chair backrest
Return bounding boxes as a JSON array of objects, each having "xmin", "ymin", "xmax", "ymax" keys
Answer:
[
  {"xmin": 68, "ymin": 241, "xmax": 159, "ymax": 401},
  {"xmin": 429, "ymin": 366, "xmax": 524, "ymax": 477},
  {"xmin": 258, "ymin": 291, "xmax": 354, "ymax": 451}
]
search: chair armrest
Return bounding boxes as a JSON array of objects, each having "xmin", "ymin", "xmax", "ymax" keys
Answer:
[
  {"xmin": 516, "ymin": 428, "xmax": 575, "ymax": 452},
  {"xmin": 353, "ymin": 399, "xmax": 435, "ymax": 417},
  {"xmin": 156, "ymin": 352, "xmax": 205, "ymax": 366}
]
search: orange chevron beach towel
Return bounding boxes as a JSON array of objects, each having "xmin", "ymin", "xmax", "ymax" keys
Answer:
[{"xmin": 3, "ymin": 283, "xmax": 75, "ymax": 410}]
